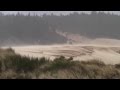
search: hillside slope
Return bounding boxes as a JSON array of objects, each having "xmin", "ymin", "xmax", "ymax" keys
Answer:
[{"xmin": 0, "ymin": 12, "xmax": 120, "ymax": 45}]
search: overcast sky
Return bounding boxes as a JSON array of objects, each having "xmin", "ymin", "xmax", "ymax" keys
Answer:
[{"xmin": 0, "ymin": 11, "xmax": 120, "ymax": 16}]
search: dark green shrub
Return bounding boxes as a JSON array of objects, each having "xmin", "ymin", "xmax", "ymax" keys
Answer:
[
  {"xmin": 3, "ymin": 55, "xmax": 38, "ymax": 72},
  {"xmin": 0, "ymin": 60, "xmax": 2, "ymax": 72},
  {"xmin": 49, "ymin": 56, "xmax": 74, "ymax": 70},
  {"xmin": 6, "ymin": 48, "xmax": 15, "ymax": 53},
  {"xmin": 115, "ymin": 64, "xmax": 120, "ymax": 69},
  {"xmin": 67, "ymin": 57, "xmax": 73, "ymax": 61},
  {"xmin": 39, "ymin": 57, "xmax": 49, "ymax": 65},
  {"xmin": 3, "ymin": 54, "xmax": 50, "ymax": 73}
]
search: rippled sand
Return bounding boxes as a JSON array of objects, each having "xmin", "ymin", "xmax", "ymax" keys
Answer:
[{"xmin": 4, "ymin": 44, "xmax": 120, "ymax": 65}]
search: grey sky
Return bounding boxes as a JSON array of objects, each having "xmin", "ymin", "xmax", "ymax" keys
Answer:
[{"xmin": 0, "ymin": 11, "xmax": 120, "ymax": 16}]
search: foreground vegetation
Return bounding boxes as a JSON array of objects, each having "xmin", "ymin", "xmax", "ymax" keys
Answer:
[{"xmin": 0, "ymin": 48, "xmax": 120, "ymax": 79}]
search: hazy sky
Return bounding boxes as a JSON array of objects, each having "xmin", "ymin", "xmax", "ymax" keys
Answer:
[{"xmin": 0, "ymin": 11, "xmax": 120, "ymax": 16}]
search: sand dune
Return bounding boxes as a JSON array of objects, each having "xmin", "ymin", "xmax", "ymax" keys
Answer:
[{"xmin": 6, "ymin": 44, "xmax": 120, "ymax": 65}]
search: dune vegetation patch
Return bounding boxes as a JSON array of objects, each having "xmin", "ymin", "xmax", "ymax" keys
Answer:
[{"xmin": 0, "ymin": 48, "xmax": 120, "ymax": 79}]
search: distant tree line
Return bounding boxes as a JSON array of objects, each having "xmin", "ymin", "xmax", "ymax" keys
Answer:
[{"xmin": 0, "ymin": 12, "xmax": 120, "ymax": 46}]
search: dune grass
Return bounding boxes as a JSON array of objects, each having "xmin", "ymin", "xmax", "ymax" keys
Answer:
[{"xmin": 0, "ymin": 48, "xmax": 120, "ymax": 79}]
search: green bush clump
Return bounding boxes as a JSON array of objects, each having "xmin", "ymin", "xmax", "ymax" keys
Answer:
[
  {"xmin": 0, "ymin": 60, "xmax": 2, "ymax": 72},
  {"xmin": 2, "ymin": 54, "xmax": 49, "ymax": 72},
  {"xmin": 49, "ymin": 56, "xmax": 74, "ymax": 70},
  {"xmin": 115, "ymin": 64, "xmax": 120, "ymax": 69}
]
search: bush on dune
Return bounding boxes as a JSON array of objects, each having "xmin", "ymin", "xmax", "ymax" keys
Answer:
[
  {"xmin": 42, "ymin": 56, "xmax": 75, "ymax": 72},
  {"xmin": 3, "ymin": 55, "xmax": 49, "ymax": 72}
]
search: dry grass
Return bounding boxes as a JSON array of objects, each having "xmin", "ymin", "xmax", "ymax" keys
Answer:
[{"xmin": 0, "ymin": 48, "xmax": 120, "ymax": 79}]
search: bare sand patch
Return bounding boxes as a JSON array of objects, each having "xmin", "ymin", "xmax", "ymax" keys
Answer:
[{"xmin": 4, "ymin": 44, "xmax": 120, "ymax": 65}]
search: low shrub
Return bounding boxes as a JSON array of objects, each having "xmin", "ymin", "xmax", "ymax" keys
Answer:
[{"xmin": 49, "ymin": 56, "xmax": 74, "ymax": 70}]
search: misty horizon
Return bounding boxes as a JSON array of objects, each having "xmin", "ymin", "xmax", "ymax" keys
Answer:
[
  {"xmin": 0, "ymin": 11, "xmax": 120, "ymax": 46},
  {"xmin": 0, "ymin": 11, "xmax": 120, "ymax": 16}
]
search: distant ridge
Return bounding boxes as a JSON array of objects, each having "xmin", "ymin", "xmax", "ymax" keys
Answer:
[{"xmin": 0, "ymin": 12, "xmax": 120, "ymax": 46}]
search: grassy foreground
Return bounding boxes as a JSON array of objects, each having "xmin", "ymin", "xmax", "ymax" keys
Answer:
[{"xmin": 0, "ymin": 48, "xmax": 120, "ymax": 79}]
